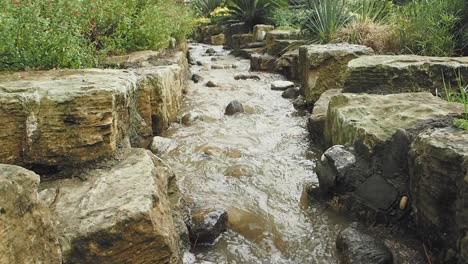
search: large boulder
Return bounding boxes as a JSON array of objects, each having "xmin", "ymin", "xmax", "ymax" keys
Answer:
[
  {"xmin": 409, "ymin": 127, "xmax": 468, "ymax": 263},
  {"xmin": 299, "ymin": 44, "xmax": 373, "ymax": 105},
  {"xmin": 265, "ymin": 30, "xmax": 301, "ymax": 54},
  {"xmin": 0, "ymin": 52, "xmax": 188, "ymax": 166},
  {"xmin": 250, "ymin": 53, "xmax": 277, "ymax": 71},
  {"xmin": 0, "ymin": 165, "xmax": 62, "ymax": 264},
  {"xmin": 308, "ymin": 89, "xmax": 342, "ymax": 142},
  {"xmin": 224, "ymin": 23, "xmax": 249, "ymax": 48},
  {"xmin": 231, "ymin": 33, "xmax": 255, "ymax": 50},
  {"xmin": 43, "ymin": 148, "xmax": 187, "ymax": 263},
  {"xmin": 253, "ymin": 24, "xmax": 275, "ymax": 41},
  {"xmin": 275, "ymin": 49, "xmax": 301, "ymax": 81},
  {"xmin": 343, "ymin": 55, "xmax": 468, "ymax": 95}
]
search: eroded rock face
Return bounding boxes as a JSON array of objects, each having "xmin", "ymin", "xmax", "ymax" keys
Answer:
[
  {"xmin": 0, "ymin": 52, "xmax": 188, "ymax": 166},
  {"xmin": 0, "ymin": 165, "xmax": 62, "ymax": 264},
  {"xmin": 343, "ymin": 55, "xmax": 468, "ymax": 95},
  {"xmin": 409, "ymin": 127, "xmax": 468, "ymax": 263},
  {"xmin": 44, "ymin": 148, "xmax": 187, "ymax": 264},
  {"xmin": 299, "ymin": 44, "xmax": 373, "ymax": 105},
  {"xmin": 308, "ymin": 89, "xmax": 342, "ymax": 142}
]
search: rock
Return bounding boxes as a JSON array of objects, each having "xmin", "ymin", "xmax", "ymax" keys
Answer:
[
  {"xmin": 224, "ymin": 164, "xmax": 254, "ymax": 177},
  {"xmin": 265, "ymin": 30, "xmax": 302, "ymax": 54},
  {"xmin": 150, "ymin": 136, "xmax": 177, "ymax": 155},
  {"xmin": 189, "ymin": 209, "xmax": 228, "ymax": 245},
  {"xmin": 292, "ymin": 95, "xmax": 308, "ymax": 110},
  {"xmin": 49, "ymin": 148, "xmax": 187, "ymax": 263},
  {"xmin": 231, "ymin": 33, "xmax": 254, "ymax": 50},
  {"xmin": 245, "ymin": 41, "xmax": 267, "ymax": 49},
  {"xmin": 0, "ymin": 165, "xmax": 62, "ymax": 264},
  {"xmin": 268, "ymin": 39, "xmax": 307, "ymax": 57},
  {"xmin": 211, "ymin": 64, "xmax": 231, "ymax": 69},
  {"xmin": 275, "ymin": 49, "xmax": 301, "ymax": 81},
  {"xmin": 181, "ymin": 112, "xmax": 200, "ymax": 125},
  {"xmin": 196, "ymin": 145, "xmax": 223, "ymax": 157},
  {"xmin": 409, "ymin": 127, "xmax": 468, "ymax": 264},
  {"xmin": 193, "ymin": 25, "xmax": 223, "ymax": 43},
  {"xmin": 224, "ymin": 22, "xmax": 249, "ymax": 48},
  {"xmin": 205, "ymin": 48, "xmax": 216, "ymax": 55},
  {"xmin": 225, "ymin": 100, "xmax": 244, "ymax": 115},
  {"xmin": 206, "ymin": 80, "xmax": 218, "ymax": 87},
  {"xmin": 253, "ymin": 24, "xmax": 275, "ymax": 41},
  {"xmin": 271, "ymin": 80, "xmax": 295, "ymax": 91},
  {"xmin": 299, "ymin": 44, "xmax": 373, "ymax": 105},
  {"xmin": 355, "ymin": 175, "xmax": 398, "ymax": 211},
  {"xmin": 323, "ymin": 92, "xmax": 464, "ymax": 155},
  {"xmin": 315, "ymin": 145, "xmax": 356, "ymax": 192},
  {"xmin": 250, "ymin": 53, "xmax": 277, "ymax": 71},
  {"xmin": 211, "ymin": 34, "xmax": 225, "ymax": 46},
  {"xmin": 191, "ymin": 73, "xmax": 202, "ymax": 83},
  {"xmin": 281, "ymin": 87, "xmax": 300, "ymax": 99},
  {"xmin": 0, "ymin": 51, "xmax": 188, "ymax": 166},
  {"xmin": 100, "ymin": 50, "xmax": 160, "ymax": 68},
  {"xmin": 343, "ymin": 55, "xmax": 468, "ymax": 95},
  {"xmin": 336, "ymin": 226, "xmax": 393, "ymax": 264},
  {"xmin": 308, "ymin": 89, "xmax": 342, "ymax": 141},
  {"xmin": 196, "ymin": 61, "xmax": 203, "ymax": 66},
  {"xmin": 211, "ymin": 57, "xmax": 218, "ymax": 61},
  {"xmin": 234, "ymin": 74, "xmax": 261, "ymax": 80}
]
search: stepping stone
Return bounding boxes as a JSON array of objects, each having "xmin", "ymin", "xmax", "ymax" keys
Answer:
[{"xmin": 271, "ymin": 80, "xmax": 295, "ymax": 91}]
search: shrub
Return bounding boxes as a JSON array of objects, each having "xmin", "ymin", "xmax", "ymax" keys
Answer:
[
  {"xmin": 347, "ymin": 0, "xmax": 392, "ymax": 23},
  {"xmin": 396, "ymin": 0, "xmax": 465, "ymax": 56},
  {"xmin": 302, "ymin": 0, "xmax": 351, "ymax": 43},
  {"xmin": 271, "ymin": 7, "xmax": 308, "ymax": 29},
  {"xmin": 0, "ymin": 0, "xmax": 194, "ymax": 71},
  {"xmin": 191, "ymin": 0, "xmax": 225, "ymax": 18},
  {"xmin": 220, "ymin": 0, "xmax": 288, "ymax": 29},
  {"xmin": 332, "ymin": 20, "xmax": 401, "ymax": 53}
]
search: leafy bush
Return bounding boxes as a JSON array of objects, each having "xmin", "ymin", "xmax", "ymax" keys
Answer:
[
  {"xmin": 0, "ymin": 0, "xmax": 194, "ymax": 71},
  {"xmin": 347, "ymin": 0, "xmax": 392, "ymax": 23},
  {"xmin": 396, "ymin": 0, "xmax": 465, "ymax": 56},
  {"xmin": 271, "ymin": 7, "xmax": 308, "ymax": 29},
  {"xmin": 302, "ymin": 0, "xmax": 351, "ymax": 43},
  {"xmin": 220, "ymin": 0, "xmax": 288, "ymax": 29},
  {"xmin": 191, "ymin": 0, "xmax": 225, "ymax": 17}
]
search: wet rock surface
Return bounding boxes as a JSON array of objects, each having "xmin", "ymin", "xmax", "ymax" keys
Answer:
[
  {"xmin": 336, "ymin": 226, "xmax": 393, "ymax": 264},
  {"xmin": 150, "ymin": 136, "xmax": 178, "ymax": 155},
  {"xmin": 316, "ymin": 145, "xmax": 356, "ymax": 193},
  {"xmin": 224, "ymin": 100, "xmax": 244, "ymax": 115},
  {"xmin": 271, "ymin": 80, "xmax": 295, "ymax": 91},
  {"xmin": 281, "ymin": 87, "xmax": 300, "ymax": 99},
  {"xmin": 189, "ymin": 209, "xmax": 228, "ymax": 245},
  {"xmin": 191, "ymin": 73, "xmax": 202, "ymax": 83},
  {"xmin": 181, "ymin": 112, "xmax": 201, "ymax": 125},
  {"xmin": 0, "ymin": 165, "xmax": 62, "ymax": 264}
]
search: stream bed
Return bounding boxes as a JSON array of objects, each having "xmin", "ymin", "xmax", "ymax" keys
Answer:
[{"xmin": 161, "ymin": 43, "xmax": 350, "ymax": 263}]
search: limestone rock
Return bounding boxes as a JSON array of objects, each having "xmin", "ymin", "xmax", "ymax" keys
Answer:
[
  {"xmin": 281, "ymin": 87, "xmax": 300, "ymax": 99},
  {"xmin": 299, "ymin": 44, "xmax": 373, "ymax": 104},
  {"xmin": 194, "ymin": 25, "xmax": 223, "ymax": 44},
  {"xmin": 224, "ymin": 164, "xmax": 255, "ymax": 177},
  {"xmin": 265, "ymin": 30, "xmax": 301, "ymax": 54},
  {"xmin": 189, "ymin": 209, "xmax": 228, "ymax": 245},
  {"xmin": 206, "ymin": 80, "xmax": 218, "ymax": 87},
  {"xmin": 343, "ymin": 55, "xmax": 468, "ymax": 95},
  {"xmin": 0, "ymin": 52, "xmax": 188, "ymax": 166},
  {"xmin": 205, "ymin": 48, "xmax": 216, "ymax": 55},
  {"xmin": 0, "ymin": 165, "xmax": 62, "ymax": 264},
  {"xmin": 292, "ymin": 95, "xmax": 308, "ymax": 111},
  {"xmin": 250, "ymin": 53, "xmax": 277, "ymax": 72},
  {"xmin": 224, "ymin": 23, "xmax": 249, "ymax": 48},
  {"xmin": 225, "ymin": 100, "xmax": 244, "ymax": 115},
  {"xmin": 409, "ymin": 127, "xmax": 468, "ymax": 263},
  {"xmin": 191, "ymin": 73, "xmax": 202, "ymax": 83},
  {"xmin": 275, "ymin": 49, "xmax": 300, "ymax": 81},
  {"xmin": 308, "ymin": 89, "xmax": 342, "ymax": 141},
  {"xmin": 150, "ymin": 136, "xmax": 178, "ymax": 155},
  {"xmin": 181, "ymin": 112, "xmax": 201, "ymax": 125},
  {"xmin": 232, "ymin": 33, "xmax": 254, "ymax": 50},
  {"xmin": 323, "ymin": 92, "xmax": 464, "ymax": 154},
  {"xmin": 336, "ymin": 226, "xmax": 393, "ymax": 264},
  {"xmin": 253, "ymin": 24, "xmax": 275, "ymax": 41},
  {"xmin": 48, "ymin": 148, "xmax": 186, "ymax": 263},
  {"xmin": 234, "ymin": 74, "xmax": 261, "ymax": 81},
  {"xmin": 211, "ymin": 34, "xmax": 225, "ymax": 46},
  {"xmin": 271, "ymin": 80, "xmax": 295, "ymax": 91},
  {"xmin": 268, "ymin": 39, "xmax": 307, "ymax": 57},
  {"xmin": 315, "ymin": 145, "xmax": 356, "ymax": 192}
]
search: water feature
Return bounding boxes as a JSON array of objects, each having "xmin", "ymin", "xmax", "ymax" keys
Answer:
[{"xmin": 161, "ymin": 43, "xmax": 350, "ymax": 263}]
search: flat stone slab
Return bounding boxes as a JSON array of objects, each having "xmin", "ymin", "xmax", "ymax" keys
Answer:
[
  {"xmin": 324, "ymin": 92, "xmax": 464, "ymax": 153},
  {"xmin": 299, "ymin": 44, "xmax": 373, "ymax": 104},
  {"xmin": 43, "ymin": 148, "xmax": 184, "ymax": 263},
  {"xmin": 344, "ymin": 55, "xmax": 468, "ymax": 95},
  {"xmin": 271, "ymin": 80, "xmax": 295, "ymax": 91},
  {"xmin": 0, "ymin": 165, "xmax": 62, "ymax": 264},
  {"xmin": 0, "ymin": 52, "xmax": 187, "ymax": 166}
]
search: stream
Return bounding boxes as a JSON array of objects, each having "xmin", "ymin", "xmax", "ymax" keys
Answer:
[{"xmin": 161, "ymin": 43, "xmax": 350, "ymax": 263}]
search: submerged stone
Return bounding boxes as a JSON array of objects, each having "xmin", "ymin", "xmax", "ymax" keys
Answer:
[
  {"xmin": 281, "ymin": 87, "xmax": 300, "ymax": 99},
  {"xmin": 189, "ymin": 209, "xmax": 228, "ymax": 245},
  {"xmin": 225, "ymin": 100, "xmax": 244, "ymax": 115}
]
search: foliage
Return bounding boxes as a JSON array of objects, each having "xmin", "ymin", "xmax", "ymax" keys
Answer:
[
  {"xmin": 191, "ymin": 0, "xmax": 225, "ymax": 17},
  {"xmin": 332, "ymin": 20, "xmax": 401, "ymax": 53},
  {"xmin": 210, "ymin": 6, "xmax": 231, "ymax": 23},
  {"xmin": 219, "ymin": 0, "xmax": 288, "ymax": 29},
  {"xmin": 0, "ymin": 0, "xmax": 194, "ymax": 71},
  {"xmin": 271, "ymin": 6, "xmax": 308, "ymax": 29},
  {"xmin": 442, "ymin": 71, "xmax": 468, "ymax": 130},
  {"xmin": 347, "ymin": 0, "xmax": 392, "ymax": 23},
  {"xmin": 302, "ymin": 0, "xmax": 351, "ymax": 43},
  {"xmin": 396, "ymin": 0, "xmax": 465, "ymax": 56}
]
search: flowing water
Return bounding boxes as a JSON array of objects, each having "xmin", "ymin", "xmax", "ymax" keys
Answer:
[{"xmin": 161, "ymin": 43, "xmax": 350, "ymax": 263}]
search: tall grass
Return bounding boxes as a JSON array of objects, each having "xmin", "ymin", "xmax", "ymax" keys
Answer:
[{"xmin": 442, "ymin": 71, "xmax": 468, "ymax": 130}]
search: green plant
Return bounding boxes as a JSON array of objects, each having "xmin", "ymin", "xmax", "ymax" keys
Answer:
[
  {"xmin": 441, "ymin": 71, "xmax": 468, "ymax": 130},
  {"xmin": 220, "ymin": 0, "xmax": 288, "ymax": 29},
  {"xmin": 347, "ymin": 0, "xmax": 392, "ymax": 23},
  {"xmin": 271, "ymin": 7, "xmax": 308, "ymax": 29},
  {"xmin": 191, "ymin": 0, "xmax": 225, "ymax": 17},
  {"xmin": 302, "ymin": 0, "xmax": 351, "ymax": 43},
  {"xmin": 397, "ymin": 0, "xmax": 465, "ymax": 56}
]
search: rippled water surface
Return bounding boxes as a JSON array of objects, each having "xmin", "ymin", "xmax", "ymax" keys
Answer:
[{"xmin": 161, "ymin": 44, "xmax": 350, "ymax": 263}]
